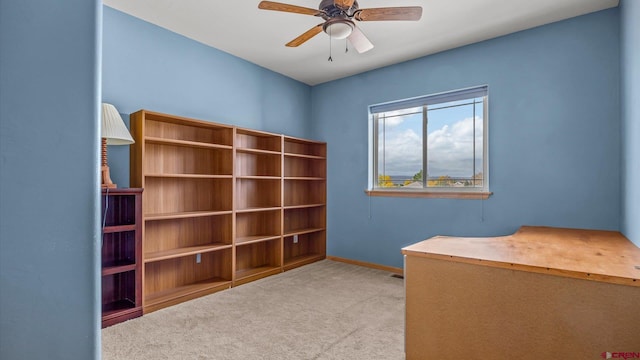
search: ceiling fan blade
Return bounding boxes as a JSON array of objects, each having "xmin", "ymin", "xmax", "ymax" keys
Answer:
[
  {"xmin": 347, "ymin": 25, "xmax": 374, "ymax": 53},
  {"xmin": 258, "ymin": 1, "xmax": 322, "ymax": 16},
  {"xmin": 286, "ymin": 24, "xmax": 324, "ymax": 47},
  {"xmin": 334, "ymin": 0, "xmax": 355, "ymax": 10},
  {"xmin": 355, "ymin": 7, "xmax": 423, "ymax": 21}
]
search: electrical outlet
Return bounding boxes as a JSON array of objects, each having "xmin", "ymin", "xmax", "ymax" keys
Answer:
[
  {"xmin": 293, "ymin": 234, "xmax": 299, "ymax": 244},
  {"xmin": 196, "ymin": 253, "xmax": 201, "ymax": 263}
]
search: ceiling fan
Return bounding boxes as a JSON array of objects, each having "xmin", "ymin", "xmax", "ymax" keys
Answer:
[{"xmin": 258, "ymin": 0, "xmax": 422, "ymax": 53}]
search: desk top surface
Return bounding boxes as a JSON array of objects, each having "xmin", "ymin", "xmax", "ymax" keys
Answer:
[{"xmin": 402, "ymin": 226, "xmax": 640, "ymax": 286}]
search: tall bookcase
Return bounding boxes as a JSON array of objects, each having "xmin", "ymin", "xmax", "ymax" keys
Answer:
[
  {"xmin": 130, "ymin": 111, "xmax": 234, "ymax": 313},
  {"xmin": 282, "ymin": 136, "xmax": 327, "ymax": 270},
  {"xmin": 130, "ymin": 110, "xmax": 326, "ymax": 313},
  {"xmin": 234, "ymin": 128, "xmax": 283, "ymax": 285},
  {"xmin": 101, "ymin": 188, "xmax": 143, "ymax": 327}
]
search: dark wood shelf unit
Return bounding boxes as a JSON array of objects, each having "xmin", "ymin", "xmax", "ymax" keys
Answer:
[
  {"xmin": 101, "ymin": 188, "xmax": 143, "ymax": 328},
  {"xmin": 102, "ymin": 299, "xmax": 138, "ymax": 317},
  {"xmin": 102, "ymin": 263, "xmax": 136, "ymax": 276}
]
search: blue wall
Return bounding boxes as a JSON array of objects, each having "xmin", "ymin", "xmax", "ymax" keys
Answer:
[
  {"xmin": 311, "ymin": 9, "xmax": 621, "ymax": 268},
  {"xmin": 0, "ymin": 1, "xmax": 101, "ymax": 359},
  {"xmin": 0, "ymin": 4, "xmax": 630, "ymax": 359},
  {"xmin": 620, "ymin": 0, "xmax": 640, "ymax": 247},
  {"xmin": 102, "ymin": 7, "xmax": 312, "ymax": 187}
]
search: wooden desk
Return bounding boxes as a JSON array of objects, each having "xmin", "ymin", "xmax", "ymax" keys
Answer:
[{"xmin": 401, "ymin": 226, "xmax": 640, "ymax": 360}]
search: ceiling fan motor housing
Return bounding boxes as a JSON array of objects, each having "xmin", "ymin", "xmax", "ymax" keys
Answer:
[{"xmin": 319, "ymin": 0, "xmax": 359, "ymax": 19}]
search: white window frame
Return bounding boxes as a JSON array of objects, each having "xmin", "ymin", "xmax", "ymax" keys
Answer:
[{"xmin": 367, "ymin": 86, "xmax": 491, "ymax": 199}]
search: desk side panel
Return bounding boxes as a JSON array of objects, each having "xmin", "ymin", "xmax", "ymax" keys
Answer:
[{"xmin": 405, "ymin": 256, "xmax": 640, "ymax": 360}]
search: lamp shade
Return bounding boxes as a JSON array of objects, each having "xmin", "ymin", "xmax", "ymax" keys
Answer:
[{"xmin": 101, "ymin": 103, "xmax": 134, "ymax": 145}]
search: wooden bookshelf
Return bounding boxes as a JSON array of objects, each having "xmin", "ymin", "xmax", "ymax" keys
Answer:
[
  {"xmin": 101, "ymin": 188, "xmax": 143, "ymax": 328},
  {"xmin": 282, "ymin": 136, "xmax": 326, "ymax": 270},
  {"xmin": 233, "ymin": 128, "xmax": 283, "ymax": 284},
  {"xmin": 130, "ymin": 111, "xmax": 326, "ymax": 313},
  {"xmin": 130, "ymin": 111, "xmax": 234, "ymax": 314}
]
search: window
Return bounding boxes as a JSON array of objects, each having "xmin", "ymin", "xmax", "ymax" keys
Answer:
[{"xmin": 368, "ymin": 86, "xmax": 490, "ymax": 199}]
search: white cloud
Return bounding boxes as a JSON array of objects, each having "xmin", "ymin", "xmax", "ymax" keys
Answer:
[
  {"xmin": 381, "ymin": 116, "xmax": 404, "ymax": 127},
  {"xmin": 379, "ymin": 116, "xmax": 483, "ymax": 178},
  {"xmin": 378, "ymin": 107, "xmax": 422, "ymax": 128},
  {"xmin": 378, "ymin": 128, "xmax": 422, "ymax": 176},
  {"xmin": 428, "ymin": 116, "xmax": 483, "ymax": 178}
]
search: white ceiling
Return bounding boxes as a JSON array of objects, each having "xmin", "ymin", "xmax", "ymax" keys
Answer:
[{"xmin": 103, "ymin": 0, "xmax": 619, "ymax": 86}]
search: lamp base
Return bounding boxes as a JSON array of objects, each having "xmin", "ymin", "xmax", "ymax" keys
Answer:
[{"xmin": 101, "ymin": 165, "xmax": 117, "ymax": 189}]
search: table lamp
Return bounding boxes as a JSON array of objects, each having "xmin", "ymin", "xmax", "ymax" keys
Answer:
[{"xmin": 101, "ymin": 103, "xmax": 134, "ymax": 188}]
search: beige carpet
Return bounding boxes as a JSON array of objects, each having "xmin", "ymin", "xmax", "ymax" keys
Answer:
[{"xmin": 102, "ymin": 260, "xmax": 405, "ymax": 360}]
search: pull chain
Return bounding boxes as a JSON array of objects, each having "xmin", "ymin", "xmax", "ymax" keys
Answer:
[{"xmin": 328, "ymin": 28, "xmax": 333, "ymax": 62}]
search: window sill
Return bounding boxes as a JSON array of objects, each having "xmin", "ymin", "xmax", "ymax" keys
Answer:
[{"xmin": 365, "ymin": 189, "xmax": 492, "ymax": 199}]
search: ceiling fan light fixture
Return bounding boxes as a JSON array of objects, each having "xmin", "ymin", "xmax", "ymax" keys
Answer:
[{"xmin": 323, "ymin": 19, "xmax": 353, "ymax": 39}]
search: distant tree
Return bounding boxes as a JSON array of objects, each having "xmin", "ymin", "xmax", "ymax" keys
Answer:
[
  {"xmin": 412, "ymin": 169, "xmax": 423, "ymax": 182},
  {"xmin": 378, "ymin": 175, "xmax": 394, "ymax": 188}
]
